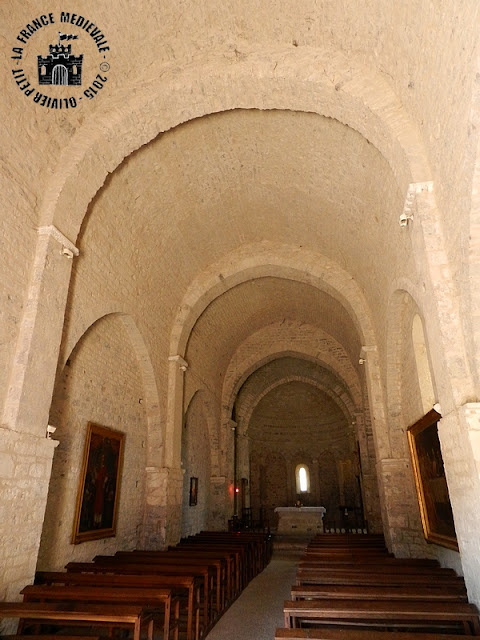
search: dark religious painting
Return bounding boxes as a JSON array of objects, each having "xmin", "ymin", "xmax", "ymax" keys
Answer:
[
  {"xmin": 407, "ymin": 409, "xmax": 458, "ymax": 551},
  {"xmin": 72, "ymin": 422, "xmax": 125, "ymax": 544},
  {"xmin": 189, "ymin": 476, "xmax": 198, "ymax": 506}
]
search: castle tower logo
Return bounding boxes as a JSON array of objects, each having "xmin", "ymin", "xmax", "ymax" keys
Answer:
[
  {"xmin": 11, "ymin": 12, "xmax": 111, "ymax": 110},
  {"xmin": 37, "ymin": 33, "xmax": 83, "ymax": 86}
]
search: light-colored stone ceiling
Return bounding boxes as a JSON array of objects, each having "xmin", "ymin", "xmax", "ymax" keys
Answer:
[
  {"xmin": 185, "ymin": 277, "xmax": 362, "ymax": 380},
  {"xmin": 70, "ymin": 108, "xmax": 414, "ymax": 368},
  {"xmin": 249, "ymin": 380, "xmax": 354, "ymax": 451},
  {"xmin": 236, "ymin": 356, "xmax": 355, "ymax": 414}
]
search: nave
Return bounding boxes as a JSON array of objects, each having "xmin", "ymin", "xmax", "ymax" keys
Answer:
[
  {"xmin": 205, "ymin": 551, "xmax": 299, "ymax": 640},
  {"xmin": 210, "ymin": 533, "xmax": 480, "ymax": 639},
  {"xmin": 1, "ymin": 532, "xmax": 480, "ymax": 638}
]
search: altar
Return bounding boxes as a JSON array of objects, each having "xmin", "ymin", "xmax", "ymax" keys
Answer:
[{"xmin": 274, "ymin": 506, "xmax": 326, "ymax": 535}]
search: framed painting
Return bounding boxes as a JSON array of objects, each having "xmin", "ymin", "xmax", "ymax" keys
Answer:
[
  {"xmin": 189, "ymin": 476, "xmax": 198, "ymax": 506},
  {"xmin": 72, "ymin": 422, "xmax": 125, "ymax": 544},
  {"xmin": 407, "ymin": 409, "xmax": 458, "ymax": 551}
]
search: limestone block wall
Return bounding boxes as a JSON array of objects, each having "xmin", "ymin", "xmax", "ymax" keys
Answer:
[
  {"xmin": 440, "ymin": 407, "xmax": 480, "ymax": 594},
  {"xmin": 36, "ymin": 314, "xmax": 147, "ymax": 571},
  {"xmin": 0, "ymin": 429, "xmax": 56, "ymax": 605},
  {"xmin": 248, "ymin": 381, "xmax": 360, "ymax": 529},
  {"xmin": 0, "ymin": 222, "xmax": 37, "ymax": 418},
  {"xmin": 250, "ymin": 451, "xmax": 288, "ymax": 526},
  {"xmin": 1, "ymin": 0, "xmax": 479, "ymax": 611}
]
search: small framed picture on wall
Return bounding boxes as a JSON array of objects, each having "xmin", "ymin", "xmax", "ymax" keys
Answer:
[
  {"xmin": 189, "ymin": 476, "xmax": 198, "ymax": 506},
  {"xmin": 407, "ymin": 409, "xmax": 458, "ymax": 551},
  {"xmin": 72, "ymin": 422, "xmax": 125, "ymax": 544}
]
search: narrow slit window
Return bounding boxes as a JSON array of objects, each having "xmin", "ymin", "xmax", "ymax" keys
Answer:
[
  {"xmin": 299, "ymin": 467, "xmax": 307, "ymax": 492},
  {"xmin": 295, "ymin": 464, "xmax": 311, "ymax": 493}
]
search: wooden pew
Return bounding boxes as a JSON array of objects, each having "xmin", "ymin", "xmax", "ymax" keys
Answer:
[
  {"xmin": 295, "ymin": 568, "xmax": 466, "ymax": 588},
  {"xmin": 275, "ymin": 628, "xmax": 474, "ymax": 640},
  {"xmin": 92, "ymin": 554, "xmax": 217, "ymax": 627},
  {"xmin": 283, "ymin": 599, "xmax": 480, "ymax": 635},
  {"xmin": 115, "ymin": 549, "xmax": 230, "ymax": 612},
  {"xmin": 191, "ymin": 531, "xmax": 271, "ymax": 579},
  {"xmin": 307, "ymin": 536, "xmax": 386, "ymax": 549},
  {"xmin": 128, "ymin": 548, "xmax": 236, "ymax": 604},
  {"xmin": 65, "ymin": 560, "xmax": 209, "ymax": 634},
  {"xmin": 180, "ymin": 536, "xmax": 253, "ymax": 586},
  {"xmin": 302, "ymin": 549, "xmax": 393, "ymax": 557},
  {"xmin": 290, "ymin": 584, "xmax": 468, "ymax": 603},
  {"xmin": 296, "ymin": 564, "xmax": 458, "ymax": 578},
  {"xmin": 37, "ymin": 570, "xmax": 200, "ymax": 640},
  {"xmin": 298, "ymin": 559, "xmax": 442, "ymax": 571},
  {"xmin": 182, "ymin": 531, "xmax": 269, "ymax": 578},
  {"xmin": 0, "ymin": 601, "xmax": 154, "ymax": 640},
  {"xmin": 1, "ymin": 636, "xmax": 101, "ymax": 640},
  {"xmin": 175, "ymin": 542, "xmax": 244, "ymax": 594},
  {"xmin": 20, "ymin": 584, "xmax": 179, "ymax": 640}
]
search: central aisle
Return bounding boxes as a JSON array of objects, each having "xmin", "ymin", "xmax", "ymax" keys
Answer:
[{"xmin": 205, "ymin": 552, "xmax": 300, "ymax": 640}]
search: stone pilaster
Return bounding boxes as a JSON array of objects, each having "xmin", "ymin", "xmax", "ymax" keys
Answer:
[
  {"xmin": 0, "ymin": 428, "xmax": 58, "ymax": 603},
  {"xmin": 376, "ymin": 456, "xmax": 424, "ymax": 556},
  {"xmin": 3, "ymin": 227, "xmax": 77, "ymax": 437},
  {"xmin": 164, "ymin": 355, "xmax": 188, "ymax": 468},
  {"xmin": 209, "ymin": 475, "xmax": 228, "ymax": 529},
  {"xmin": 142, "ymin": 465, "xmax": 184, "ymax": 548},
  {"xmin": 439, "ymin": 405, "xmax": 480, "ymax": 606},
  {"xmin": 0, "ymin": 226, "xmax": 75, "ymax": 625}
]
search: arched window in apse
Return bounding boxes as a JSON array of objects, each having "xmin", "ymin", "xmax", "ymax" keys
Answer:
[{"xmin": 295, "ymin": 464, "xmax": 310, "ymax": 493}]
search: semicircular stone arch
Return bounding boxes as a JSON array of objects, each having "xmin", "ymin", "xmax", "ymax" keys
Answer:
[
  {"xmin": 40, "ymin": 46, "xmax": 431, "ymax": 242},
  {"xmin": 39, "ymin": 312, "xmax": 150, "ymax": 569},
  {"xmin": 221, "ymin": 321, "xmax": 364, "ymax": 421},
  {"xmin": 385, "ymin": 284, "xmax": 439, "ymax": 458},
  {"xmin": 239, "ymin": 375, "xmax": 356, "ymax": 436},
  {"xmin": 60, "ymin": 312, "xmax": 162, "ymax": 466},
  {"xmin": 171, "ymin": 242, "xmax": 375, "ymax": 358},
  {"xmin": 382, "ymin": 286, "xmax": 444, "ymax": 555}
]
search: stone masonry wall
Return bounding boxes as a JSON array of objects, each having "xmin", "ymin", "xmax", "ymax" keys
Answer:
[
  {"xmin": 181, "ymin": 392, "xmax": 211, "ymax": 538},
  {"xmin": 248, "ymin": 381, "xmax": 360, "ymax": 529},
  {"xmin": 0, "ymin": 429, "xmax": 56, "ymax": 605},
  {"xmin": 37, "ymin": 314, "xmax": 147, "ymax": 571}
]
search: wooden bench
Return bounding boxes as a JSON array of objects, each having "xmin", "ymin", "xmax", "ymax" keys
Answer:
[
  {"xmin": 0, "ymin": 601, "xmax": 155, "ymax": 640},
  {"xmin": 297, "ymin": 562, "xmax": 452, "ymax": 575},
  {"xmin": 175, "ymin": 542, "xmax": 244, "ymax": 594},
  {"xmin": 87, "ymin": 556, "xmax": 215, "ymax": 632},
  {"xmin": 295, "ymin": 569, "xmax": 466, "ymax": 588},
  {"xmin": 300, "ymin": 556, "xmax": 438, "ymax": 567},
  {"xmin": 303, "ymin": 549, "xmax": 392, "ymax": 557},
  {"xmin": 283, "ymin": 599, "xmax": 480, "ymax": 635},
  {"xmin": 65, "ymin": 560, "xmax": 208, "ymax": 635},
  {"xmin": 115, "ymin": 549, "xmax": 229, "ymax": 612},
  {"xmin": 182, "ymin": 531, "xmax": 269, "ymax": 579},
  {"xmin": 135, "ymin": 548, "xmax": 236, "ymax": 605},
  {"xmin": 275, "ymin": 627, "xmax": 475, "ymax": 639},
  {"xmin": 1, "ymin": 636, "xmax": 102, "ymax": 640},
  {"xmin": 193, "ymin": 531, "xmax": 267, "ymax": 562},
  {"xmin": 307, "ymin": 536, "xmax": 386, "ymax": 548},
  {"xmin": 36, "ymin": 570, "xmax": 200, "ymax": 640},
  {"xmin": 291, "ymin": 584, "xmax": 468, "ymax": 603},
  {"xmin": 21, "ymin": 583, "xmax": 179, "ymax": 640}
]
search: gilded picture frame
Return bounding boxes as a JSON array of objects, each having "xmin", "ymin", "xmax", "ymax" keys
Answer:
[
  {"xmin": 72, "ymin": 422, "xmax": 125, "ymax": 544},
  {"xmin": 407, "ymin": 409, "xmax": 458, "ymax": 551}
]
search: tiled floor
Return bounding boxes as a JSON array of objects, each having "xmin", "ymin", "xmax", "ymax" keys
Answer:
[{"xmin": 205, "ymin": 552, "xmax": 300, "ymax": 640}]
